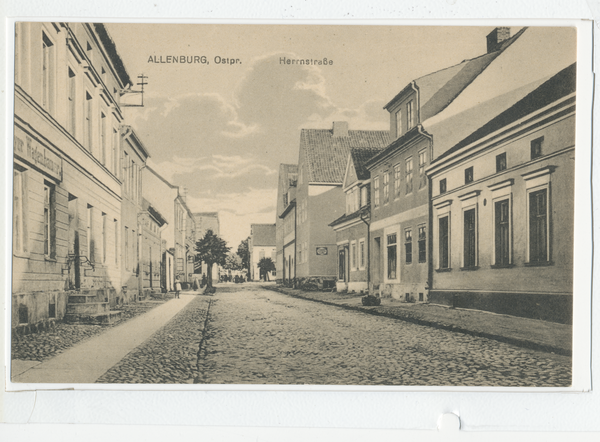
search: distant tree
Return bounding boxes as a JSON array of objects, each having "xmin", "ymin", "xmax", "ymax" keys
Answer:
[
  {"xmin": 224, "ymin": 252, "xmax": 243, "ymax": 271},
  {"xmin": 236, "ymin": 237, "xmax": 250, "ymax": 279},
  {"xmin": 194, "ymin": 229, "xmax": 230, "ymax": 288},
  {"xmin": 257, "ymin": 257, "xmax": 276, "ymax": 281}
]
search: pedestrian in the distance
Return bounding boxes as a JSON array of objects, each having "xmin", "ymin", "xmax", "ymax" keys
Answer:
[{"xmin": 175, "ymin": 276, "xmax": 182, "ymax": 299}]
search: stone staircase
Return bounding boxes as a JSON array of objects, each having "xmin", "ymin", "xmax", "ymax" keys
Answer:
[{"xmin": 64, "ymin": 289, "xmax": 122, "ymax": 325}]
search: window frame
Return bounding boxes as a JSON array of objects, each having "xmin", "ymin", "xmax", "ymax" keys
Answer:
[
  {"xmin": 527, "ymin": 187, "xmax": 551, "ymax": 264},
  {"xmin": 373, "ymin": 176, "xmax": 380, "ymax": 208},
  {"xmin": 383, "ymin": 172, "xmax": 389, "ymax": 205},
  {"xmin": 438, "ymin": 214, "xmax": 450, "ymax": 270},
  {"xmin": 43, "ymin": 181, "xmax": 56, "ymax": 259},
  {"xmin": 359, "ymin": 238, "xmax": 366, "ymax": 270},
  {"xmin": 418, "ymin": 149, "xmax": 427, "ymax": 190},
  {"xmin": 530, "ymin": 136, "xmax": 544, "ymax": 160},
  {"xmin": 41, "ymin": 30, "xmax": 56, "ymax": 114},
  {"xmin": 464, "ymin": 166, "xmax": 474, "ymax": 185},
  {"xmin": 350, "ymin": 240, "xmax": 357, "ymax": 271},
  {"xmin": 418, "ymin": 225, "xmax": 426, "ymax": 263},
  {"xmin": 407, "ymin": 99, "xmax": 414, "ymax": 130},
  {"xmin": 393, "ymin": 163, "xmax": 401, "ymax": 199},
  {"xmin": 385, "ymin": 229, "xmax": 398, "ymax": 281},
  {"xmin": 496, "ymin": 152, "xmax": 507, "ymax": 173},
  {"xmin": 404, "ymin": 228, "xmax": 413, "ymax": 265},
  {"xmin": 13, "ymin": 165, "xmax": 28, "ymax": 255},
  {"xmin": 493, "ymin": 197, "xmax": 512, "ymax": 267},
  {"xmin": 405, "ymin": 157, "xmax": 413, "ymax": 195},
  {"xmin": 462, "ymin": 206, "xmax": 478, "ymax": 269}
]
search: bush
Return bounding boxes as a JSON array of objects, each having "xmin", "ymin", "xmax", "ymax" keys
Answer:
[{"xmin": 361, "ymin": 294, "xmax": 381, "ymax": 306}]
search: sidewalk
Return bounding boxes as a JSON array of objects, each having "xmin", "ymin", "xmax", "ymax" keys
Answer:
[
  {"xmin": 265, "ymin": 285, "xmax": 572, "ymax": 356},
  {"xmin": 11, "ymin": 294, "xmax": 197, "ymax": 385}
]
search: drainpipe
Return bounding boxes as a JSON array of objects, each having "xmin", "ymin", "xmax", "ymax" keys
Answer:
[{"xmin": 359, "ymin": 207, "xmax": 370, "ymax": 293}]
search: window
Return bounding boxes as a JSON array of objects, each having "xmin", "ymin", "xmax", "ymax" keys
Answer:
[
  {"xmin": 383, "ymin": 173, "xmax": 389, "ymax": 204},
  {"xmin": 495, "ymin": 199, "xmax": 510, "ymax": 266},
  {"xmin": 359, "ymin": 239, "xmax": 365, "ymax": 269},
  {"xmin": 439, "ymin": 216, "xmax": 449, "ymax": 269},
  {"xmin": 418, "ymin": 225, "xmax": 426, "ymax": 263},
  {"xmin": 13, "ymin": 167, "xmax": 27, "ymax": 253},
  {"xmin": 41, "ymin": 32, "xmax": 55, "ymax": 113},
  {"xmin": 418, "ymin": 150, "xmax": 427, "ymax": 189},
  {"xmin": 124, "ymin": 226, "xmax": 129, "ymax": 269},
  {"xmin": 351, "ymin": 241, "xmax": 357, "ymax": 270},
  {"xmin": 114, "ymin": 219, "xmax": 119, "ymax": 265},
  {"xmin": 100, "ymin": 112, "xmax": 106, "ymax": 165},
  {"xmin": 87, "ymin": 204, "xmax": 94, "ymax": 262},
  {"xmin": 407, "ymin": 100, "xmax": 414, "ymax": 129},
  {"xmin": 496, "ymin": 152, "xmax": 507, "ymax": 172},
  {"xmin": 43, "ymin": 182, "xmax": 56, "ymax": 258},
  {"xmin": 85, "ymin": 92, "xmax": 93, "ymax": 151},
  {"xmin": 439, "ymin": 178, "xmax": 447, "ymax": 194},
  {"xmin": 465, "ymin": 167, "xmax": 474, "ymax": 184},
  {"xmin": 112, "ymin": 128, "xmax": 119, "ymax": 175},
  {"xmin": 387, "ymin": 233, "xmax": 397, "ymax": 279},
  {"xmin": 395, "ymin": 110, "xmax": 402, "ymax": 138},
  {"xmin": 405, "ymin": 229, "xmax": 412, "ymax": 264},
  {"xmin": 463, "ymin": 208, "xmax": 477, "ymax": 268},
  {"xmin": 102, "ymin": 213, "xmax": 107, "ymax": 264},
  {"xmin": 360, "ymin": 186, "xmax": 368, "ymax": 207},
  {"xmin": 67, "ymin": 68, "xmax": 76, "ymax": 135},
  {"xmin": 394, "ymin": 164, "xmax": 401, "ymax": 198},
  {"xmin": 405, "ymin": 158, "xmax": 413, "ymax": 194},
  {"xmin": 531, "ymin": 137, "xmax": 543, "ymax": 160},
  {"xmin": 529, "ymin": 189, "xmax": 548, "ymax": 263},
  {"xmin": 373, "ymin": 177, "xmax": 380, "ymax": 208}
]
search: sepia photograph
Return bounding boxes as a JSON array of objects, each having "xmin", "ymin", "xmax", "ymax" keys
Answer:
[{"xmin": 8, "ymin": 22, "xmax": 584, "ymax": 388}]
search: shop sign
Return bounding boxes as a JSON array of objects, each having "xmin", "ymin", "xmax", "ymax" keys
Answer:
[{"xmin": 13, "ymin": 126, "xmax": 62, "ymax": 181}]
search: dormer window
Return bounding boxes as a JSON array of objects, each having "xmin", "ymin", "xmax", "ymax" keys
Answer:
[
  {"xmin": 395, "ymin": 110, "xmax": 402, "ymax": 138},
  {"xmin": 407, "ymin": 100, "xmax": 414, "ymax": 129}
]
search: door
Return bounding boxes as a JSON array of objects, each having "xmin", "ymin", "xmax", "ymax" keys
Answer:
[{"xmin": 338, "ymin": 248, "xmax": 345, "ymax": 281}]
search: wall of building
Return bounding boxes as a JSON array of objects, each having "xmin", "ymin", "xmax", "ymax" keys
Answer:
[
  {"xmin": 334, "ymin": 220, "xmax": 369, "ymax": 292},
  {"xmin": 430, "ymin": 115, "xmax": 575, "ymax": 298},
  {"xmin": 368, "ymin": 136, "xmax": 431, "ymax": 301}
]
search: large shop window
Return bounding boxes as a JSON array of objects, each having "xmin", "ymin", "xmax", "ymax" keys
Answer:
[
  {"xmin": 438, "ymin": 216, "xmax": 449, "ymax": 269},
  {"xmin": 43, "ymin": 181, "xmax": 56, "ymax": 258},
  {"xmin": 387, "ymin": 233, "xmax": 397, "ymax": 279},
  {"xmin": 495, "ymin": 199, "xmax": 510, "ymax": 265},
  {"xmin": 463, "ymin": 208, "xmax": 477, "ymax": 268},
  {"xmin": 529, "ymin": 188, "xmax": 549, "ymax": 263}
]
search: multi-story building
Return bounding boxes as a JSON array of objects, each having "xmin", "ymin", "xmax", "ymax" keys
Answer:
[
  {"xmin": 294, "ymin": 122, "xmax": 389, "ymax": 289},
  {"xmin": 329, "ymin": 147, "xmax": 383, "ymax": 292},
  {"xmin": 174, "ymin": 189, "xmax": 196, "ymax": 285},
  {"xmin": 120, "ymin": 126, "xmax": 149, "ymax": 303},
  {"xmin": 427, "ymin": 63, "xmax": 576, "ymax": 323},
  {"xmin": 140, "ymin": 198, "xmax": 168, "ymax": 297},
  {"xmin": 249, "ymin": 224, "xmax": 276, "ymax": 281},
  {"xmin": 12, "ymin": 22, "xmax": 131, "ymax": 332},
  {"xmin": 275, "ymin": 164, "xmax": 298, "ymax": 285},
  {"xmin": 143, "ymin": 165, "xmax": 188, "ymax": 292}
]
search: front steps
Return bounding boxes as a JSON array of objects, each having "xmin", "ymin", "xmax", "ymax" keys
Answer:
[{"xmin": 65, "ymin": 289, "xmax": 122, "ymax": 325}]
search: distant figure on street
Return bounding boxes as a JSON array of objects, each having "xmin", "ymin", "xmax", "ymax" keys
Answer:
[{"xmin": 175, "ymin": 276, "xmax": 182, "ymax": 299}]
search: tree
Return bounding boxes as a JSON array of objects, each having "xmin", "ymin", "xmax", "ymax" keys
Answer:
[
  {"xmin": 236, "ymin": 237, "xmax": 250, "ymax": 279},
  {"xmin": 257, "ymin": 257, "xmax": 276, "ymax": 281},
  {"xmin": 194, "ymin": 229, "xmax": 230, "ymax": 288},
  {"xmin": 223, "ymin": 252, "xmax": 242, "ymax": 271}
]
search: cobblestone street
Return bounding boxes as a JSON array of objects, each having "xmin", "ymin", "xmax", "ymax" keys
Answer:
[{"xmin": 196, "ymin": 284, "xmax": 571, "ymax": 386}]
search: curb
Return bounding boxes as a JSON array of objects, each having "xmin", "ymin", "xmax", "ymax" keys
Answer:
[{"xmin": 264, "ymin": 285, "xmax": 571, "ymax": 357}]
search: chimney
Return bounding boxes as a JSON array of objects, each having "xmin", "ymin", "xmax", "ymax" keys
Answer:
[
  {"xmin": 332, "ymin": 121, "xmax": 349, "ymax": 137},
  {"xmin": 486, "ymin": 27, "xmax": 511, "ymax": 54}
]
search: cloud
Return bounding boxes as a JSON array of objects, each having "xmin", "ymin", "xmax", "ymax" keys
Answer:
[
  {"xmin": 185, "ymin": 187, "xmax": 278, "ymax": 247},
  {"xmin": 148, "ymin": 154, "xmax": 277, "ymax": 183}
]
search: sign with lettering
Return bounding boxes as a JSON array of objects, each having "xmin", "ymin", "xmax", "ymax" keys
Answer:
[
  {"xmin": 316, "ymin": 247, "xmax": 328, "ymax": 256},
  {"xmin": 13, "ymin": 126, "xmax": 62, "ymax": 181}
]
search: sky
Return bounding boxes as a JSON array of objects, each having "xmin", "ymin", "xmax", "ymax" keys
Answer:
[{"xmin": 104, "ymin": 24, "xmax": 504, "ymax": 248}]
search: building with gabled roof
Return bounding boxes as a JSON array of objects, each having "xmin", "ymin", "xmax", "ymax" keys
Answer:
[
  {"xmin": 295, "ymin": 121, "xmax": 389, "ymax": 288},
  {"xmin": 426, "ymin": 62, "xmax": 577, "ymax": 323},
  {"xmin": 366, "ymin": 26, "xmax": 530, "ymax": 302},
  {"xmin": 329, "ymin": 146, "xmax": 385, "ymax": 292},
  {"xmin": 249, "ymin": 223, "xmax": 276, "ymax": 281},
  {"xmin": 276, "ymin": 164, "xmax": 298, "ymax": 284}
]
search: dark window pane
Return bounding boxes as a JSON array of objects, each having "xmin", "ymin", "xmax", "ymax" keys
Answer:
[
  {"xmin": 495, "ymin": 199, "xmax": 510, "ymax": 265},
  {"xmin": 496, "ymin": 153, "xmax": 507, "ymax": 172},
  {"xmin": 529, "ymin": 189, "xmax": 548, "ymax": 262},
  {"xmin": 440, "ymin": 178, "xmax": 447, "ymax": 194},
  {"xmin": 464, "ymin": 208, "xmax": 476, "ymax": 267},
  {"xmin": 531, "ymin": 137, "xmax": 543, "ymax": 160},
  {"xmin": 439, "ymin": 216, "xmax": 449, "ymax": 269},
  {"xmin": 465, "ymin": 167, "xmax": 474, "ymax": 184}
]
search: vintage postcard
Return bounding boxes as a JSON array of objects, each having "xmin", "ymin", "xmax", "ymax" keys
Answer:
[{"xmin": 7, "ymin": 22, "xmax": 591, "ymax": 390}]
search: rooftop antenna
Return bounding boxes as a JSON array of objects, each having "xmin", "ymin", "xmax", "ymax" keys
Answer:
[{"xmin": 120, "ymin": 73, "xmax": 148, "ymax": 107}]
